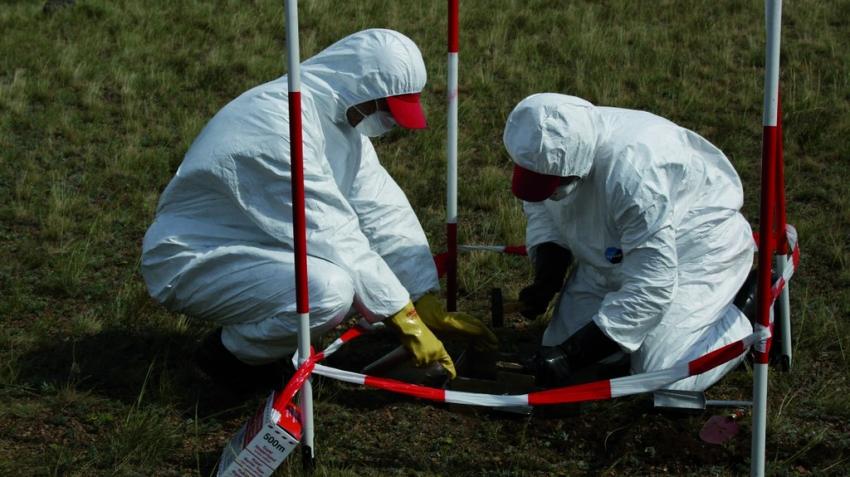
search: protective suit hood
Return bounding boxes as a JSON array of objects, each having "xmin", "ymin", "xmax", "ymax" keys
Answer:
[
  {"xmin": 503, "ymin": 93, "xmax": 600, "ymax": 178},
  {"xmin": 302, "ymin": 29, "xmax": 427, "ymax": 125}
]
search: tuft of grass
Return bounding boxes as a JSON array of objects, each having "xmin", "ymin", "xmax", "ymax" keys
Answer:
[{"xmin": 102, "ymin": 404, "xmax": 182, "ymax": 472}]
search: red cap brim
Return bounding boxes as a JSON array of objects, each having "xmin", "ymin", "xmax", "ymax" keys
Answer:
[
  {"xmin": 511, "ymin": 164, "xmax": 561, "ymax": 202},
  {"xmin": 386, "ymin": 93, "xmax": 427, "ymax": 129}
]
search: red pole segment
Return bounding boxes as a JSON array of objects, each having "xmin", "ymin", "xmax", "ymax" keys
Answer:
[
  {"xmin": 774, "ymin": 94, "xmax": 788, "ymax": 254},
  {"xmin": 755, "ymin": 124, "xmax": 778, "ymax": 364},
  {"xmin": 447, "ymin": 223, "xmax": 457, "ymax": 310},
  {"xmin": 448, "ymin": 0, "xmax": 459, "ymax": 53},
  {"xmin": 289, "ymin": 93, "xmax": 310, "ymax": 314}
]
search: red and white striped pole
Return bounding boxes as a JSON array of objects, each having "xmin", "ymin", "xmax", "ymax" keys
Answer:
[
  {"xmin": 446, "ymin": 0, "xmax": 459, "ymax": 311},
  {"xmin": 751, "ymin": 1, "xmax": 782, "ymax": 475},
  {"xmin": 283, "ymin": 0, "xmax": 315, "ymax": 467}
]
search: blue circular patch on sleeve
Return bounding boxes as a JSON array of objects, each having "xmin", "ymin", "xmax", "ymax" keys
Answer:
[{"xmin": 605, "ymin": 247, "xmax": 623, "ymax": 264}]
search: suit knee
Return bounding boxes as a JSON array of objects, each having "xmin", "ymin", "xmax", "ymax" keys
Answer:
[{"xmin": 308, "ymin": 268, "xmax": 355, "ymax": 319}]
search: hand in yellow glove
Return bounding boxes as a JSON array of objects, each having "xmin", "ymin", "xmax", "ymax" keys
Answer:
[
  {"xmin": 414, "ymin": 293, "xmax": 499, "ymax": 352},
  {"xmin": 386, "ymin": 301, "xmax": 457, "ymax": 379}
]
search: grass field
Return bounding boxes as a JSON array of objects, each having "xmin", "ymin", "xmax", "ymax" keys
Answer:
[{"xmin": 2, "ymin": 0, "xmax": 849, "ymax": 475}]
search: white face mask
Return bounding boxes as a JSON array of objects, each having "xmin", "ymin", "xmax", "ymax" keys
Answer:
[
  {"xmin": 549, "ymin": 180, "xmax": 581, "ymax": 202},
  {"xmin": 354, "ymin": 106, "xmax": 396, "ymax": 137}
]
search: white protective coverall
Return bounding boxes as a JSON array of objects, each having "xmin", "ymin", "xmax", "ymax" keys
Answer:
[
  {"xmin": 504, "ymin": 93, "xmax": 754, "ymax": 392},
  {"xmin": 141, "ymin": 29, "xmax": 439, "ymax": 364}
]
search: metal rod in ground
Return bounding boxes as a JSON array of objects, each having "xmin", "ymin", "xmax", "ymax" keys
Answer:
[
  {"xmin": 490, "ymin": 288, "xmax": 503, "ymax": 328},
  {"xmin": 446, "ymin": 0, "xmax": 459, "ymax": 311},
  {"xmin": 297, "ymin": 313, "xmax": 314, "ymax": 469},
  {"xmin": 705, "ymin": 400, "xmax": 753, "ymax": 408},
  {"xmin": 774, "ymin": 256, "xmax": 792, "ymax": 370},
  {"xmin": 459, "ymin": 245, "xmax": 505, "ymax": 253},
  {"xmin": 751, "ymin": 1, "xmax": 782, "ymax": 475},
  {"xmin": 284, "ymin": 0, "xmax": 315, "ymax": 470}
]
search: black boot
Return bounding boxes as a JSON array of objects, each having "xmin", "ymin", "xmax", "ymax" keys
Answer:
[
  {"xmin": 733, "ymin": 268, "xmax": 780, "ymax": 324},
  {"xmin": 733, "ymin": 269, "xmax": 759, "ymax": 322},
  {"xmin": 534, "ymin": 322, "xmax": 622, "ymax": 387},
  {"xmin": 194, "ymin": 328, "xmax": 293, "ymax": 397}
]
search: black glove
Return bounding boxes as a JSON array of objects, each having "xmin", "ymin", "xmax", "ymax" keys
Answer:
[
  {"xmin": 518, "ymin": 242, "xmax": 572, "ymax": 320},
  {"xmin": 534, "ymin": 321, "xmax": 621, "ymax": 387}
]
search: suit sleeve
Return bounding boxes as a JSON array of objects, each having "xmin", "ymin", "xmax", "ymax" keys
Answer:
[
  {"xmin": 523, "ymin": 200, "xmax": 571, "ymax": 261},
  {"xmin": 347, "ymin": 137, "xmax": 439, "ymax": 300}
]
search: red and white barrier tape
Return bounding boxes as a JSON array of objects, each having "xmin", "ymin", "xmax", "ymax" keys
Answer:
[
  {"xmin": 302, "ymin": 327, "xmax": 769, "ymax": 408},
  {"xmin": 278, "ymin": 226, "xmax": 799, "ymax": 418}
]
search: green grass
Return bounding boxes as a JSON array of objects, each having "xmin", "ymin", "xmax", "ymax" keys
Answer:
[{"xmin": 2, "ymin": 0, "xmax": 849, "ymax": 475}]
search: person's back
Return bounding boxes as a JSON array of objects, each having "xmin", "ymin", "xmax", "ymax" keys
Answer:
[
  {"xmin": 596, "ymin": 106, "xmax": 745, "ymax": 230},
  {"xmin": 145, "ymin": 78, "xmax": 286, "ymax": 297},
  {"xmin": 522, "ymin": 102, "xmax": 749, "ymax": 289}
]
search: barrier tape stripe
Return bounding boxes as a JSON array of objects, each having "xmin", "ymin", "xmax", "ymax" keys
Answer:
[
  {"xmin": 771, "ymin": 243, "xmax": 797, "ymax": 301},
  {"xmin": 320, "ymin": 326, "xmax": 368, "ymax": 358},
  {"xmin": 527, "ymin": 379, "xmax": 612, "ymax": 405},
  {"xmin": 608, "ymin": 365, "xmax": 686, "ymax": 400}
]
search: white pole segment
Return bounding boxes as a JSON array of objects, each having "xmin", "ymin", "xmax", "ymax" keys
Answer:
[
  {"xmin": 297, "ymin": 312, "xmax": 314, "ymax": 457},
  {"xmin": 285, "ymin": 1, "xmax": 301, "ymax": 91},
  {"xmin": 774, "ymin": 256, "xmax": 792, "ymax": 369},
  {"xmin": 762, "ymin": 0, "xmax": 782, "ymax": 128},
  {"xmin": 284, "ymin": 0, "xmax": 314, "ymax": 463},
  {"xmin": 447, "ymin": 52, "xmax": 459, "ymax": 226},
  {"xmin": 751, "ymin": 362, "xmax": 770, "ymax": 477}
]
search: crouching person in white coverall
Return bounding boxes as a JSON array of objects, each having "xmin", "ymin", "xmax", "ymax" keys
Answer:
[
  {"xmin": 141, "ymin": 29, "xmax": 496, "ymax": 395},
  {"xmin": 504, "ymin": 93, "xmax": 754, "ymax": 400}
]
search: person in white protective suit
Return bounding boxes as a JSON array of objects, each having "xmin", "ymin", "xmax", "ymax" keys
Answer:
[
  {"xmin": 504, "ymin": 93, "xmax": 755, "ymax": 399},
  {"xmin": 141, "ymin": 29, "xmax": 496, "ymax": 394}
]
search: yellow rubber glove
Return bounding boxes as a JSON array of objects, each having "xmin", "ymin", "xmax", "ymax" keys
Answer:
[
  {"xmin": 414, "ymin": 293, "xmax": 499, "ymax": 352},
  {"xmin": 386, "ymin": 301, "xmax": 457, "ymax": 379}
]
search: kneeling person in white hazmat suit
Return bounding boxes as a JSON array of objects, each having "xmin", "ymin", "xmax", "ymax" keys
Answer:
[
  {"xmin": 141, "ymin": 29, "xmax": 496, "ymax": 394},
  {"xmin": 504, "ymin": 93, "xmax": 754, "ymax": 399}
]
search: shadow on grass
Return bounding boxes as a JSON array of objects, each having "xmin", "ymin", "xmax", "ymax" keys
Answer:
[{"xmin": 16, "ymin": 328, "xmax": 253, "ymax": 419}]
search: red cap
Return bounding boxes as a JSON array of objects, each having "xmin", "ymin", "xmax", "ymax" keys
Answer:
[
  {"xmin": 386, "ymin": 93, "xmax": 427, "ymax": 129},
  {"xmin": 511, "ymin": 164, "xmax": 561, "ymax": 202}
]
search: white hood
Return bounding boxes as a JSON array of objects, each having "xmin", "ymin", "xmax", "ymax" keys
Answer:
[
  {"xmin": 503, "ymin": 93, "xmax": 599, "ymax": 178},
  {"xmin": 302, "ymin": 28, "xmax": 427, "ymax": 125}
]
